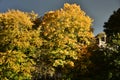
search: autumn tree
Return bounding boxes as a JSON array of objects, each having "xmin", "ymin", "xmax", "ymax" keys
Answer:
[
  {"xmin": 0, "ymin": 10, "xmax": 42, "ymax": 80},
  {"xmin": 35, "ymin": 3, "xmax": 94, "ymax": 80}
]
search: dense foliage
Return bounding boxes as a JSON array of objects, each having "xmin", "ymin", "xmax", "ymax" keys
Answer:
[
  {"xmin": 91, "ymin": 34, "xmax": 120, "ymax": 80},
  {"xmin": 104, "ymin": 8, "xmax": 120, "ymax": 37},
  {"xmin": 0, "ymin": 4, "xmax": 94, "ymax": 80},
  {"xmin": 1, "ymin": 3, "xmax": 119, "ymax": 80},
  {"xmin": 90, "ymin": 8, "xmax": 120, "ymax": 80},
  {"xmin": 33, "ymin": 3, "xmax": 94, "ymax": 80},
  {"xmin": 0, "ymin": 10, "xmax": 42, "ymax": 80}
]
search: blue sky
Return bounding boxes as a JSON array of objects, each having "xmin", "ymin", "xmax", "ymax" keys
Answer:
[{"xmin": 0, "ymin": 0, "xmax": 120, "ymax": 35}]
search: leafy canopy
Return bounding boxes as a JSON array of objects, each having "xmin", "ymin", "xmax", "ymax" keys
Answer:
[
  {"xmin": 90, "ymin": 8, "xmax": 120, "ymax": 80},
  {"xmin": 36, "ymin": 3, "xmax": 94, "ymax": 79},
  {"xmin": 104, "ymin": 8, "xmax": 120, "ymax": 37},
  {"xmin": 0, "ymin": 10, "xmax": 42, "ymax": 80}
]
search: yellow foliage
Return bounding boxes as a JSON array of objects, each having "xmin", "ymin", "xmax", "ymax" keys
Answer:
[
  {"xmin": 40, "ymin": 3, "xmax": 94, "ymax": 69},
  {"xmin": 0, "ymin": 50, "xmax": 35, "ymax": 79},
  {"xmin": 0, "ymin": 10, "xmax": 42, "ymax": 79},
  {"xmin": 0, "ymin": 10, "xmax": 33, "ymax": 27},
  {"xmin": 66, "ymin": 61, "xmax": 74, "ymax": 67},
  {"xmin": 0, "ymin": 10, "xmax": 42, "ymax": 52}
]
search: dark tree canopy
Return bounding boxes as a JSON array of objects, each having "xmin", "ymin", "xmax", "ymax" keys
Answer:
[
  {"xmin": 91, "ymin": 8, "xmax": 120, "ymax": 80},
  {"xmin": 104, "ymin": 8, "xmax": 120, "ymax": 37}
]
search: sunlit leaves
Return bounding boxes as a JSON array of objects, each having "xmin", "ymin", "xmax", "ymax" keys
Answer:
[
  {"xmin": 38, "ymin": 3, "xmax": 94, "ymax": 79},
  {"xmin": 0, "ymin": 50, "xmax": 35, "ymax": 80},
  {"xmin": 0, "ymin": 3, "xmax": 95, "ymax": 80},
  {"xmin": 0, "ymin": 10, "xmax": 42, "ymax": 80}
]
